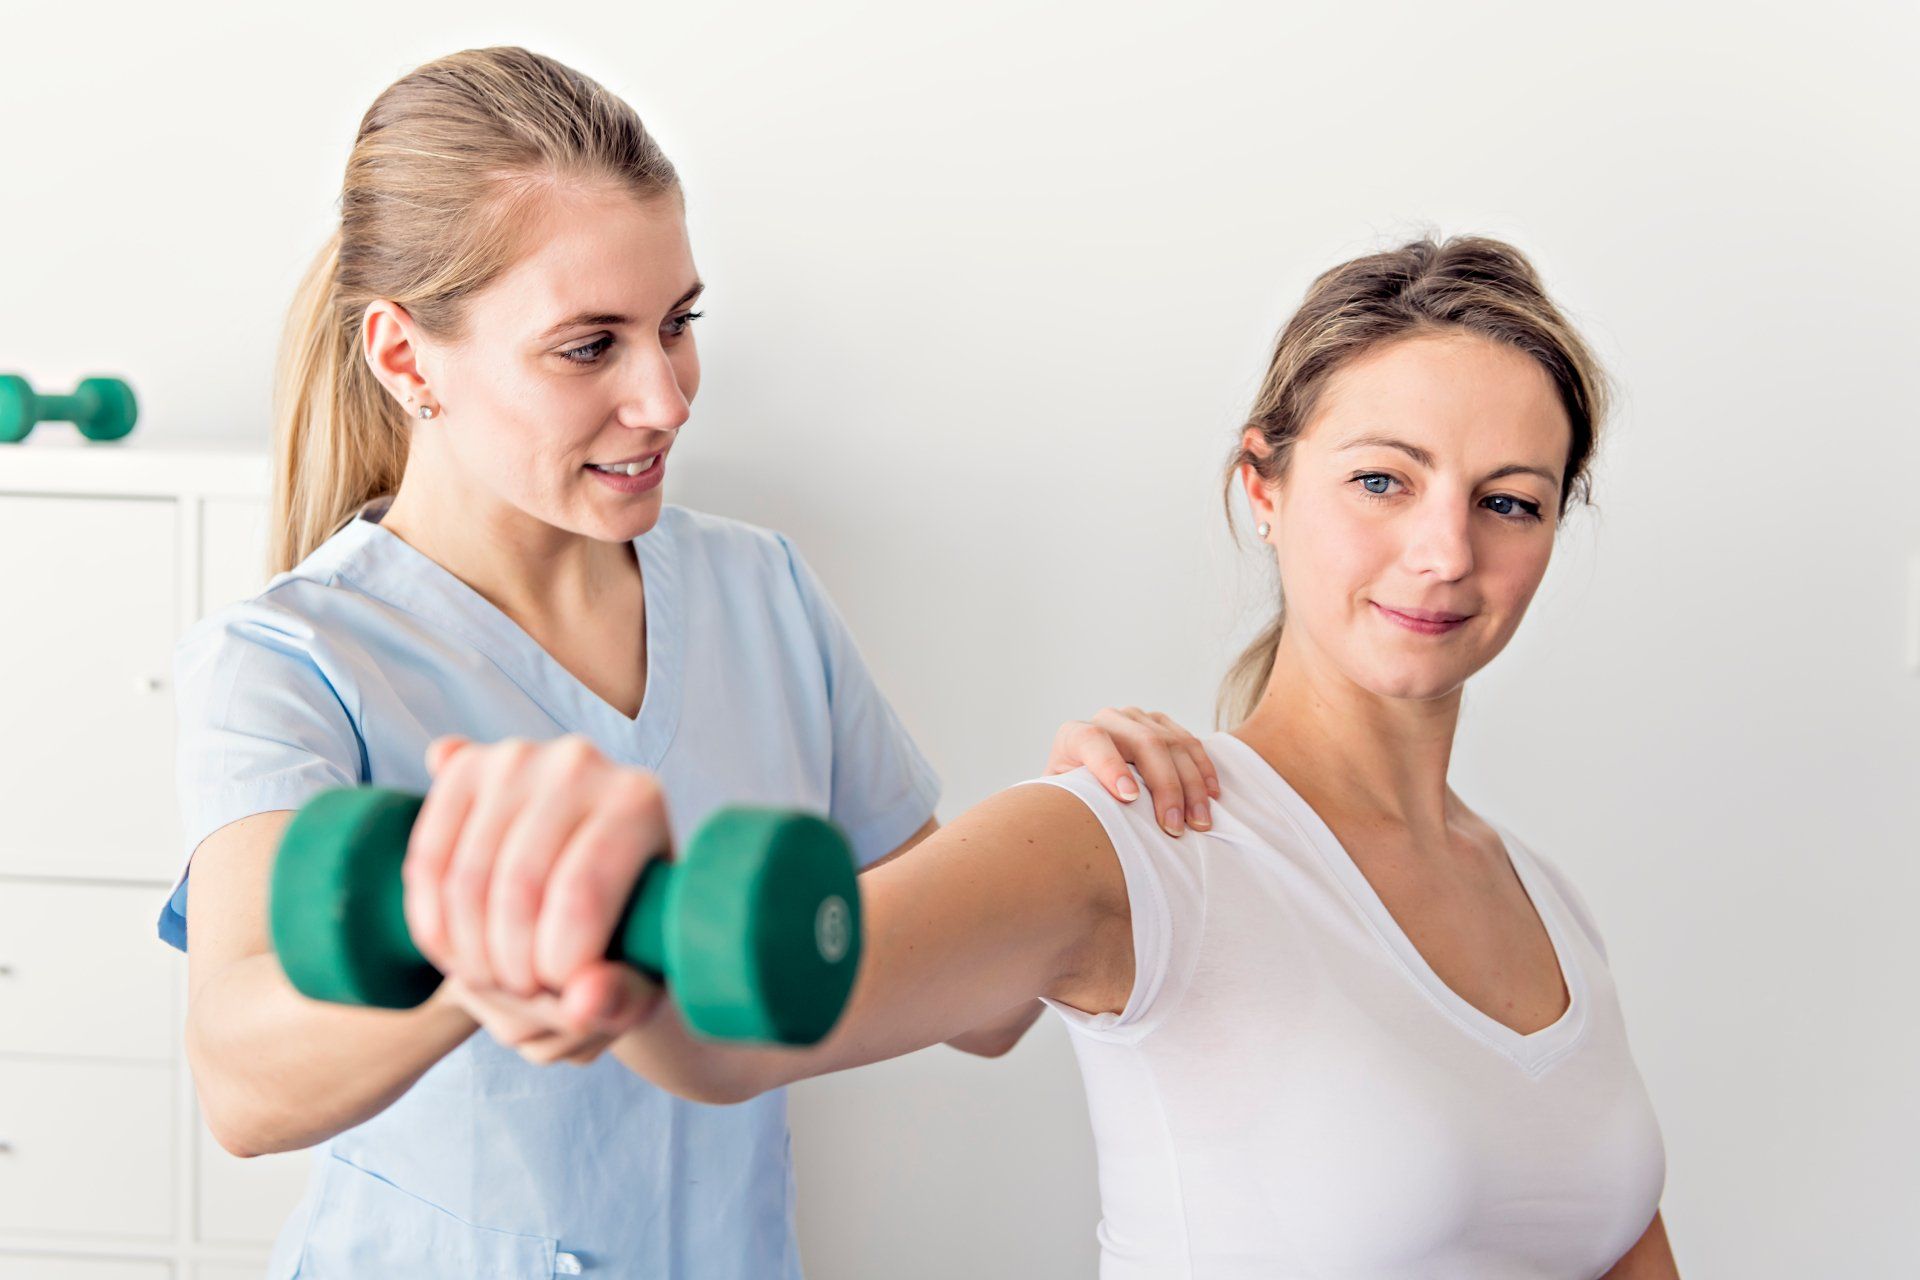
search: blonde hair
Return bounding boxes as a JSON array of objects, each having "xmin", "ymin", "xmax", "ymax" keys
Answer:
[
  {"xmin": 1216, "ymin": 233, "xmax": 1615, "ymax": 726},
  {"xmin": 268, "ymin": 47, "xmax": 680, "ymax": 573}
]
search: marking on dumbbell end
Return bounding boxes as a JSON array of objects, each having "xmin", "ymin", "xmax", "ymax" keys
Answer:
[{"xmin": 815, "ymin": 896, "xmax": 851, "ymax": 963}]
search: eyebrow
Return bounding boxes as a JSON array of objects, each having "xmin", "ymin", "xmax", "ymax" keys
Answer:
[
  {"xmin": 535, "ymin": 281, "xmax": 705, "ymax": 342},
  {"xmin": 1334, "ymin": 432, "xmax": 1561, "ymax": 491}
]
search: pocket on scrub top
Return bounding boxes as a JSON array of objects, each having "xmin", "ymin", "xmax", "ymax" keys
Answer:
[{"xmin": 291, "ymin": 1150, "xmax": 561, "ymax": 1277}]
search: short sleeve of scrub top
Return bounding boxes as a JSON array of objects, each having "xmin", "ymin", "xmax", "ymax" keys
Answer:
[
  {"xmin": 158, "ymin": 501, "xmax": 941, "ymax": 953},
  {"xmin": 158, "ymin": 600, "xmax": 366, "ymax": 950}
]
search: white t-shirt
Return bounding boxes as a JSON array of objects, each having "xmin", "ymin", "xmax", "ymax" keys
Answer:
[{"xmin": 1020, "ymin": 731, "xmax": 1666, "ymax": 1279}]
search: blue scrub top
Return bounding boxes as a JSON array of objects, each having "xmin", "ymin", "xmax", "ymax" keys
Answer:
[{"xmin": 159, "ymin": 494, "xmax": 940, "ymax": 1278}]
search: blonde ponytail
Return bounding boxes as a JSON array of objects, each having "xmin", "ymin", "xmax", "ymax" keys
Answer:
[{"xmin": 269, "ymin": 227, "xmax": 407, "ymax": 574}]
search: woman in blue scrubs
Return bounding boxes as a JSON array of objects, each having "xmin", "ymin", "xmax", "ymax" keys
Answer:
[{"xmin": 162, "ymin": 46, "xmax": 1218, "ymax": 1278}]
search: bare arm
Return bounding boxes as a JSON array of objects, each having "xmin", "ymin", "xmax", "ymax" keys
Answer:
[
  {"xmin": 1598, "ymin": 1210, "xmax": 1679, "ymax": 1279},
  {"xmin": 864, "ymin": 815, "xmax": 1049, "ymax": 1059},
  {"xmin": 183, "ymin": 810, "xmax": 482, "ymax": 1157},
  {"xmin": 609, "ymin": 782, "xmax": 1130, "ymax": 1102}
]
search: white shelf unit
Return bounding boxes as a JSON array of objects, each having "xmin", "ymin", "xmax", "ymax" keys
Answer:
[{"xmin": 0, "ymin": 434, "xmax": 310, "ymax": 1279}]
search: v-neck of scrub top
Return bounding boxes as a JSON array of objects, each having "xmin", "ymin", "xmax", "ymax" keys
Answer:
[
  {"xmin": 1214, "ymin": 732, "xmax": 1589, "ymax": 1076},
  {"xmin": 334, "ymin": 496, "xmax": 685, "ymax": 767}
]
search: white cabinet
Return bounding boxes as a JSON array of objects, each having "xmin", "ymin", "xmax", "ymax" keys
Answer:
[
  {"xmin": 0, "ymin": 1059, "xmax": 174, "ymax": 1239},
  {"xmin": 0, "ymin": 436, "xmax": 299, "ymax": 1276},
  {"xmin": 0, "ymin": 882, "xmax": 175, "ymax": 1060},
  {"xmin": 0, "ymin": 1257, "xmax": 172, "ymax": 1279},
  {"xmin": 0, "ymin": 495, "xmax": 180, "ymax": 881}
]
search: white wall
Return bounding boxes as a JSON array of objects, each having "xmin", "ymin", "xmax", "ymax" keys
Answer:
[{"xmin": 6, "ymin": 2, "xmax": 1916, "ymax": 1274}]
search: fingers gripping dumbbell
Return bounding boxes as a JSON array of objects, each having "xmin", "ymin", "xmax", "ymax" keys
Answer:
[
  {"xmin": 269, "ymin": 787, "xmax": 863, "ymax": 1045},
  {"xmin": 0, "ymin": 374, "xmax": 139, "ymax": 443}
]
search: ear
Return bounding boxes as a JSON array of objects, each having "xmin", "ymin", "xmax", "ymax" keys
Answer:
[
  {"xmin": 1238, "ymin": 427, "xmax": 1280, "ymax": 538},
  {"xmin": 362, "ymin": 298, "xmax": 432, "ymax": 411}
]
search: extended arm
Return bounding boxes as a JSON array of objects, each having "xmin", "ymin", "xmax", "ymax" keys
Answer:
[{"xmin": 609, "ymin": 782, "xmax": 1130, "ymax": 1102}]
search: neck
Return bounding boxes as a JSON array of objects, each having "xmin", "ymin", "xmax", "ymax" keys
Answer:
[
  {"xmin": 374, "ymin": 452, "xmax": 638, "ymax": 630},
  {"xmin": 1232, "ymin": 625, "xmax": 1464, "ymax": 844}
]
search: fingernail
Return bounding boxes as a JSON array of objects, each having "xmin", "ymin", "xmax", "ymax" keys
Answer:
[
  {"xmin": 1191, "ymin": 803, "xmax": 1211, "ymax": 829},
  {"xmin": 1116, "ymin": 777, "xmax": 1139, "ymax": 801},
  {"xmin": 1162, "ymin": 806, "xmax": 1182, "ymax": 836}
]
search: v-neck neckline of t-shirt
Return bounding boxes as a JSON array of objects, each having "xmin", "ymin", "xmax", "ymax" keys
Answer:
[
  {"xmin": 333, "ymin": 496, "xmax": 685, "ymax": 767},
  {"xmin": 1211, "ymin": 730, "xmax": 1589, "ymax": 1076}
]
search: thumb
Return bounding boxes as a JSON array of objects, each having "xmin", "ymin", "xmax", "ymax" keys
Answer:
[
  {"xmin": 561, "ymin": 961, "xmax": 663, "ymax": 1035},
  {"xmin": 425, "ymin": 734, "xmax": 471, "ymax": 776}
]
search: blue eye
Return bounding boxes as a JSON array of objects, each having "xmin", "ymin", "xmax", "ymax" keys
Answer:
[
  {"xmin": 559, "ymin": 311, "xmax": 706, "ymax": 366},
  {"xmin": 1485, "ymin": 493, "xmax": 1544, "ymax": 522},
  {"xmin": 561, "ymin": 335, "xmax": 613, "ymax": 365},
  {"xmin": 1350, "ymin": 473, "xmax": 1545, "ymax": 523}
]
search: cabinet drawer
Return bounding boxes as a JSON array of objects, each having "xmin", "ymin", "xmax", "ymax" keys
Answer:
[
  {"xmin": 0, "ymin": 881, "xmax": 175, "ymax": 1061},
  {"xmin": 0, "ymin": 1059, "xmax": 173, "ymax": 1240},
  {"xmin": 0, "ymin": 496, "xmax": 180, "ymax": 881},
  {"xmin": 0, "ymin": 1254, "xmax": 171, "ymax": 1279}
]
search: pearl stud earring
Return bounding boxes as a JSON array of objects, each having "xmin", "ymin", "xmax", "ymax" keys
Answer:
[
  {"xmin": 1256, "ymin": 520, "xmax": 1271, "ymax": 538},
  {"xmin": 417, "ymin": 403, "xmax": 437, "ymax": 420}
]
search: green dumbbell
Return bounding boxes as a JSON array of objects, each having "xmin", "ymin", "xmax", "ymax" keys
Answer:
[
  {"xmin": 0, "ymin": 374, "xmax": 139, "ymax": 444},
  {"xmin": 269, "ymin": 788, "xmax": 863, "ymax": 1046}
]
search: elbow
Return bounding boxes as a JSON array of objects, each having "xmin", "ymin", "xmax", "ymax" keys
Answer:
[
  {"xmin": 683, "ymin": 1070, "xmax": 773, "ymax": 1106},
  {"xmin": 186, "ymin": 1039, "xmax": 302, "ymax": 1159},
  {"xmin": 210, "ymin": 1122, "xmax": 265, "ymax": 1161},
  {"xmin": 197, "ymin": 1092, "xmax": 274, "ymax": 1160},
  {"xmin": 200, "ymin": 1096, "xmax": 317, "ymax": 1159},
  {"xmin": 944, "ymin": 1030, "xmax": 1020, "ymax": 1059}
]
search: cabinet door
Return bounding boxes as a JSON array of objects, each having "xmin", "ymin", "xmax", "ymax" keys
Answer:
[
  {"xmin": 195, "ymin": 1119, "xmax": 310, "ymax": 1247},
  {"xmin": 0, "ymin": 881, "xmax": 174, "ymax": 1061},
  {"xmin": 0, "ymin": 1059, "xmax": 173, "ymax": 1240},
  {"xmin": 0, "ymin": 1256, "xmax": 171, "ymax": 1279},
  {"xmin": 0, "ymin": 496, "xmax": 179, "ymax": 880}
]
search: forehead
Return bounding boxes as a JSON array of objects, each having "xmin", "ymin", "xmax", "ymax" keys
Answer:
[
  {"xmin": 1302, "ymin": 331, "xmax": 1571, "ymax": 465},
  {"xmin": 481, "ymin": 188, "xmax": 694, "ymax": 322}
]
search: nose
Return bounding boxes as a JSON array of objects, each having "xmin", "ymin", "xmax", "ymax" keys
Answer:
[
  {"xmin": 1401, "ymin": 491, "xmax": 1475, "ymax": 581},
  {"xmin": 615, "ymin": 339, "xmax": 692, "ymax": 435}
]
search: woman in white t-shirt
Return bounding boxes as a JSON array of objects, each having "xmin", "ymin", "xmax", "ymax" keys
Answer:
[{"xmin": 406, "ymin": 233, "xmax": 1677, "ymax": 1277}]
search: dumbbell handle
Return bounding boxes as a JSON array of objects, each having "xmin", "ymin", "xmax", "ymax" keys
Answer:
[
  {"xmin": 24, "ymin": 391, "xmax": 98, "ymax": 423},
  {"xmin": 274, "ymin": 788, "xmax": 678, "ymax": 1006}
]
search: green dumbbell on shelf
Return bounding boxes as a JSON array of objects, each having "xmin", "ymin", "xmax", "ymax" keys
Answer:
[
  {"xmin": 270, "ymin": 788, "xmax": 863, "ymax": 1046},
  {"xmin": 0, "ymin": 374, "xmax": 139, "ymax": 443}
]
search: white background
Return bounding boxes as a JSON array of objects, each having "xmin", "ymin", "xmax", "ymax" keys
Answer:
[{"xmin": 4, "ymin": 2, "xmax": 1916, "ymax": 1274}]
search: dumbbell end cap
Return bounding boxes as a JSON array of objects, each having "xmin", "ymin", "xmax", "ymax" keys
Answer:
[
  {"xmin": 271, "ymin": 787, "xmax": 440, "ymax": 1009},
  {"xmin": 667, "ymin": 808, "xmax": 862, "ymax": 1046}
]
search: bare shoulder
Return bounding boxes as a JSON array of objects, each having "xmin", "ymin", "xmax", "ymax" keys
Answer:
[
  {"xmin": 923, "ymin": 781, "xmax": 1135, "ymax": 1014},
  {"xmin": 931, "ymin": 780, "xmax": 1130, "ymax": 921}
]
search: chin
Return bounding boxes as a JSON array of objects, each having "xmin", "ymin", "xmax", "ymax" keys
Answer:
[
  {"xmin": 1351, "ymin": 660, "xmax": 1470, "ymax": 703},
  {"xmin": 579, "ymin": 494, "xmax": 665, "ymax": 542}
]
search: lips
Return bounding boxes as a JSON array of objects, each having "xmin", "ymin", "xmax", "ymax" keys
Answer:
[{"xmin": 1378, "ymin": 604, "xmax": 1471, "ymax": 623}]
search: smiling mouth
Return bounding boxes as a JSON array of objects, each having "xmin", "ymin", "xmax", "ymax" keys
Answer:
[
  {"xmin": 1376, "ymin": 603, "xmax": 1471, "ymax": 624},
  {"xmin": 585, "ymin": 453, "xmax": 660, "ymax": 477}
]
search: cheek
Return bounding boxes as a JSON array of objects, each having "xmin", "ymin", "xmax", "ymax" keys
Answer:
[
  {"xmin": 673, "ymin": 343, "xmax": 701, "ymax": 400},
  {"xmin": 1279, "ymin": 496, "xmax": 1389, "ymax": 610},
  {"xmin": 1484, "ymin": 535, "xmax": 1554, "ymax": 614}
]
